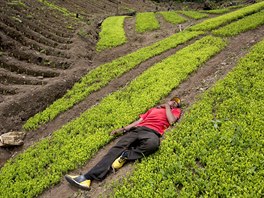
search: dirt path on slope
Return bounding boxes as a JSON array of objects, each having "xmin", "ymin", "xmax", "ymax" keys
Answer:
[{"xmin": 39, "ymin": 26, "xmax": 264, "ymax": 198}]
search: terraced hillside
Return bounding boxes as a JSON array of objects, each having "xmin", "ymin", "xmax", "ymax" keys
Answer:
[
  {"xmin": 0, "ymin": 0, "xmax": 163, "ymax": 134},
  {"xmin": 0, "ymin": 0, "xmax": 263, "ymax": 197}
]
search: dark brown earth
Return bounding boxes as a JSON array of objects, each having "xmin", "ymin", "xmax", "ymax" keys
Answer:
[{"xmin": 0, "ymin": 0, "xmax": 263, "ymax": 197}]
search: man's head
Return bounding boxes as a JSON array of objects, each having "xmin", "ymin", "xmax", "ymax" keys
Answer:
[{"xmin": 169, "ymin": 96, "xmax": 181, "ymax": 108}]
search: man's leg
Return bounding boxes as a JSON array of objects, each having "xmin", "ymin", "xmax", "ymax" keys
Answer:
[
  {"xmin": 112, "ymin": 127, "xmax": 160, "ymax": 170},
  {"xmin": 125, "ymin": 129, "xmax": 160, "ymax": 160},
  {"xmin": 84, "ymin": 129, "xmax": 138, "ymax": 180}
]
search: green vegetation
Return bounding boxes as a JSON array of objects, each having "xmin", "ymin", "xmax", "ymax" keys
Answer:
[
  {"xmin": 189, "ymin": 1, "xmax": 264, "ymax": 31},
  {"xmin": 0, "ymin": 36, "xmax": 226, "ymax": 198},
  {"xmin": 136, "ymin": 12, "xmax": 160, "ymax": 33},
  {"xmin": 113, "ymin": 39, "xmax": 264, "ymax": 198},
  {"xmin": 213, "ymin": 11, "xmax": 264, "ymax": 36},
  {"xmin": 200, "ymin": 8, "xmax": 230, "ymax": 14},
  {"xmin": 178, "ymin": 10, "xmax": 208, "ymax": 19},
  {"xmin": 159, "ymin": 11, "xmax": 187, "ymax": 24},
  {"xmin": 96, "ymin": 16, "xmax": 127, "ymax": 52},
  {"xmin": 23, "ymin": 30, "xmax": 203, "ymax": 131},
  {"xmin": 38, "ymin": 0, "xmax": 82, "ymax": 20}
]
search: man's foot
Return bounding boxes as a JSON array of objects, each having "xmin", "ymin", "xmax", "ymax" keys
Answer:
[
  {"xmin": 65, "ymin": 175, "xmax": 91, "ymax": 190},
  {"xmin": 112, "ymin": 152, "xmax": 128, "ymax": 170}
]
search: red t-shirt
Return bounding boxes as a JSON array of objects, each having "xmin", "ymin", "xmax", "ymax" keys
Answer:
[{"xmin": 136, "ymin": 107, "xmax": 181, "ymax": 136}]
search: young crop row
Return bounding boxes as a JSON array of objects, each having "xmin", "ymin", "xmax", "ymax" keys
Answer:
[
  {"xmin": 200, "ymin": 8, "xmax": 230, "ymax": 14},
  {"xmin": 23, "ymin": 30, "xmax": 203, "ymax": 131},
  {"xmin": 135, "ymin": 12, "xmax": 160, "ymax": 33},
  {"xmin": 112, "ymin": 39, "xmax": 264, "ymax": 197},
  {"xmin": 213, "ymin": 10, "xmax": 264, "ymax": 36},
  {"xmin": 97, "ymin": 11, "xmax": 188, "ymax": 51},
  {"xmin": 177, "ymin": 10, "xmax": 208, "ymax": 19},
  {"xmin": 158, "ymin": 11, "xmax": 187, "ymax": 24},
  {"xmin": 96, "ymin": 16, "xmax": 127, "ymax": 51},
  {"xmin": 0, "ymin": 36, "xmax": 226, "ymax": 198},
  {"xmin": 189, "ymin": 1, "xmax": 264, "ymax": 31}
]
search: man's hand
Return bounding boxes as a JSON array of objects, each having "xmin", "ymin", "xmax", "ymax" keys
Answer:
[
  {"xmin": 158, "ymin": 102, "xmax": 178, "ymax": 125},
  {"xmin": 110, "ymin": 128, "xmax": 124, "ymax": 136}
]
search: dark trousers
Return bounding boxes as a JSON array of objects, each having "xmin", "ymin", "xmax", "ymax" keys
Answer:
[{"xmin": 84, "ymin": 126, "xmax": 160, "ymax": 181}]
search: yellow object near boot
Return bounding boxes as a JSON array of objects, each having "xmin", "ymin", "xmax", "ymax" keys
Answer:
[
  {"xmin": 65, "ymin": 174, "xmax": 91, "ymax": 190},
  {"xmin": 112, "ymin": 155, "xmax": 127, "ymax": 170}
]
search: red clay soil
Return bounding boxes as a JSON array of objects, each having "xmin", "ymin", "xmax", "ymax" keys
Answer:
[{"xmin": 39, "ymin": 26, "xmax": 264, "ymax": 198}]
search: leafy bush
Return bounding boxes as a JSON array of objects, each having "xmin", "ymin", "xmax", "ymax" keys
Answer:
[
  {"xmin": 135, "ymin": 12, "xmax": 160, "ymax": 33},
  {"xmin": 96, "ymin": 16, "xmax": 127, "ymax": 51},
  {"xmin": 112, "ymin": 39, "xmax": 264, "ymax": 197},
  {"xmin": 1, "ymin": 36, "xmax": 225, "ymax": 198}
]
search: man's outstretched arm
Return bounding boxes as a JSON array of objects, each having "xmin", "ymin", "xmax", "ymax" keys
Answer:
[{"xmin": 110, "ymin": 118, "xmax": 143, "ymax": 136}]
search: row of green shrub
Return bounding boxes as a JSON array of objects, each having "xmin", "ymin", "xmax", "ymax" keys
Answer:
[
  {"xmin": 23, "ymin": 30, "xmax": 203, "ymax": 130},
  {"xmin": 189, "ymin": 1, "xmax": 264, "ymax": 31},
  {"xmin": 96, "ymin": 16, "xmax": 127, "ymax": 52},
  {"xmin": 213, "ymin": 10, "xmax": 264, "ymax": 36},
  {"xmin": 178, "ymin": 10, "xmax": 208, "ymax": 19},
  {"xmin": 112, "ymin": 39, "xmax": 264, "ymax": 198},
  {"xmin": 159, "ymin": 11, "xmax": 187, "ymax": 24},
  {"xmin": 135, "ymin": 12, "xmax": 160, "ymax": 33},
  {"xmin": 0, "ymin": 36, "xmax": 226, "ymax": 198}
]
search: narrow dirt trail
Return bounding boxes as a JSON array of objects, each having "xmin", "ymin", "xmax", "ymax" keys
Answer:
[{"xmin": 40, "ymin": 26, "xmax": 264, "ymax": 198}]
